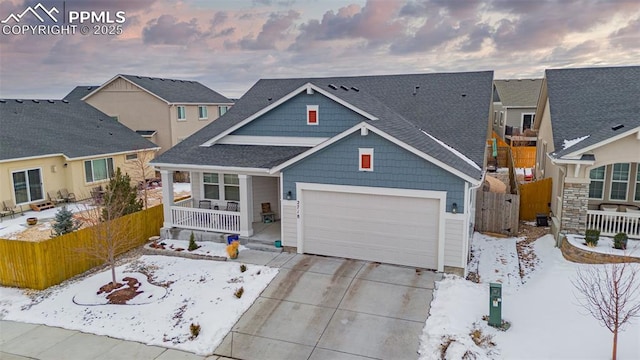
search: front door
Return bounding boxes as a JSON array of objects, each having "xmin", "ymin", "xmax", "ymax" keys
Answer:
[{"xmin": 12, "ymin": 168, "xmax": 44, "ymax": 204}]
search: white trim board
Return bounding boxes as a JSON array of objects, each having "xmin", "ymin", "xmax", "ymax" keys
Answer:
[
  {"xmin": 216, "ymin": 135, "xmax": 328, "ymax": 147},
  {"xmin": 201, "ymin": 82, "xmax": 379, "ymax": 147}
]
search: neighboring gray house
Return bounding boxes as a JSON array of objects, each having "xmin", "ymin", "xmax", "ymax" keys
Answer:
[
  {"xmin": 535, "ymin": 66, "xmax": 640, "ymax": 241},
  {"xmin": 492, "ymin": 79, "xmax": 543, "ymax": 143},
  {"xmin": 152, "ymin": 71, "xmax": 493, "ymax": 274},
  {"xmin": 0, "ymin": 99, "xmax": 158, "ymax": 206},
  {"xmin": 66, "ymin": 74, "xmax": 234, "ymax": 154}
]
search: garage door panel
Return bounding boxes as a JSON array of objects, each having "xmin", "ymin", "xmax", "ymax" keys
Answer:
[{"xmin": 301, "ymin": 188, "xmax": 440, "ymax": 269}]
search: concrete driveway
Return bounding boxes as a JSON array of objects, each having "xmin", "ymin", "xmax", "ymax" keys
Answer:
[{"xmin": 216, "ymin": 252, "xmax": 441, "ymax": 360}]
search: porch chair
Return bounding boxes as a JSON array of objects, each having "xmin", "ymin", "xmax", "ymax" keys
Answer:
[
  {"xmin": 226, "ymin": 201, "xmax": 239, "ymax": 212},
  {"xmin": 48, "ymin": 191, "xmax": 65, "ymax": 205},
  {"xmin": 90, "ymin": 186, "xmax": 104, "ymax": 205},
  {"xmin": 198, "ymin": 200, "xmax": 212, "ymax": 209},
  {"xmin": 59, "ymin": 188, "xmax": 76, "ymax": 203},
  {"xmin": 1, "ymin": 200, "xmax": 16, "ymax": 220}
]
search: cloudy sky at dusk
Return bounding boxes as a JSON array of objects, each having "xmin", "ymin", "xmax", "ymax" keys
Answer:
[{"xmin": 0, "ymin": 0, "xmax": 638, "ymax": 99}]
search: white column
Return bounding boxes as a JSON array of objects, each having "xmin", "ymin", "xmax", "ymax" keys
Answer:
[
  {"xmin": 160, "ymin": 169, "xmax": 174, "ymax": 228},
  {"xmin": 239, "ymin": 174, "xmax": 254, "ymax": 237}
]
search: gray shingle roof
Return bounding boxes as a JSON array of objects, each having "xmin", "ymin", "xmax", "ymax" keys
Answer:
[
  {"xmin": 545, "ymin": 66, "xmax": 640, "ymax": 158},
  {"xmin": 154, "ymin": 71, "xmax": 494, "ymax": 179},
  {"xmin": 493, "ymin": 79, "xmax": 542, "ymax": 107},
  {"xmin": 0, "ymin": 99, "xmax": 157, "ymax": 161},
  {"xmin": 113, "ymin": 75, "xmax": 232, "ymax": 104},
  {"xmin": 63, "ymin": 85, "xmax": 99, "ymax": 101}
]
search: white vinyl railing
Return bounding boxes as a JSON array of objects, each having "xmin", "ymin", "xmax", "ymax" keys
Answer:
[
  {"xmin": 174, "ymin": 197, "xmax": 193, "ymax": 208},
  {"xmin": 170, "ymin": 205, "xmax": 240, "ymax": 233},
  {"xmin": 586, "ymin": 210, "xmax": 640, "ymax": 239}
]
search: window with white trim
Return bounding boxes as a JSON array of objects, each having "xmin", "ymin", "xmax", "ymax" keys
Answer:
[
  {"xmin": 307, "ymin": 105, "xmax": 318, "ymax": 125},
  {"xmin": 522, "ymin": 113, "xmax": 535, "ymax": 130},
  {"xmin": 359, "ymin": 148, "xmax": 373, "ymax": 171},
  {"xmin": 198, "ymin": 105, "xmax": 208, "ymax": 120},
  {"xmin": 635, "ymin": 166, "xmax": 640, "ymax": 202},
  {"xmin": 219, "ymin": 106, "xmax": 228, "ymax": 117},
  {"xmin": 177, "ymin": 106, "xmax": 186, "ymax": 121},
  {"xmin": 85, "ymin": 157, "xmax": 114, "ymax": 183},
  {"xmin": 588, "ymin": 166, "xmax": 605, "ymax": 199},
  {"xmin": 203, "ymin": 173, "xmax": 240, "ymax": 201},
  {"xmin": 610, "ymin": 163, "xmax": 629, "ymax": 201}
]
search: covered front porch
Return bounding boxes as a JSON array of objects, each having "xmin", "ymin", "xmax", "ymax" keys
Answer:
[{"xmin": 160, "ymin": 169, "xmax": 282, "ymax": 237}]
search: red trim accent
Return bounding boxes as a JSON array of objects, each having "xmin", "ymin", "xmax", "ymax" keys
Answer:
[
  {"xmin": 361, "ymin": 154, "xmax": 371, "ymax": 169},
  {"xmin": 308, "ymin": 110, "xmax": 317, "ymax": 124}
]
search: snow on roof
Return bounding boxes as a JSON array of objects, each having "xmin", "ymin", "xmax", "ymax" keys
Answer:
[
  {"xmin": 420, "ymin": 130, "xmax": 481, "ymax": 171},
  {"xmin": 562, "ymin": 135, "xmax": 589, "ymax": 150}
]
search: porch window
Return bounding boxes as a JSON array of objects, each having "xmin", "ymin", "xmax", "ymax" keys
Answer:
[
  {"xmin": 635, "ymin": 167, "xmax": 640, "ymax": 202},
  {"xmin": 12, "ymin": 168, "xmax": 44, "ymax": 204},
  {"xmin": 203, "ymin": 173, "xmax": 220, "ymax": 200},
  {"xmin": 202, "ymin": 173, "xmax": 240, "ymax": 201},
  {"xmin": 224, "ymin": 174, "xmax": 240, "ymax": 201},
  {"xmin": 588, "ymin": 166, "xmax": 605, "ymax": 200},
  {"xmin": 307, "ymin": 105, "xmax": 318, "ymax": 125},
  {"xmin": 610, "ymin": 163, "xmax": 629, "ymax": 201},
  {"xmin": 85, "ymin": 158, "xmax": 114, "ymax": 183},
  {"xmin": 219, "ymin": 106, "xmax": 228, "ymax": 117}
]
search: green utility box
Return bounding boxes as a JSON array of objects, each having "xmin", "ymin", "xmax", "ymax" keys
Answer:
[{"xmin": 489, "ymin": 282, "xmax": 502, "ymax": 327}]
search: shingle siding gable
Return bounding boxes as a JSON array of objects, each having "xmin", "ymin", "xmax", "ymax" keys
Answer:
[
  {"xmin": 231, "ymin": 92, "xmax": 368, "ymax": 137},
  {"xmin": 282, "ymin": 132, "xmax": 465, "ymax": 212}
]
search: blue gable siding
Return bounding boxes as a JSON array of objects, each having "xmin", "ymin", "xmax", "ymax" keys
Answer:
[
  {"xmin": 282, "ymin": 132, "xmax": 467, "ymax": 213},
  {"xmin": 231, "ymin": 92, "xmax": 368, "ymax": 137}
]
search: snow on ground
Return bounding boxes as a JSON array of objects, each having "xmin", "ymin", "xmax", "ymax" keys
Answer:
[
  {"xmin": 421, "ymin": 233, "xmax": 640, "ymax": 360},
  {"xmin": 150, "ymin": 239, "xmax": 248, "ymax": 259},
  {"xmin": 0, "ymin": 203, "xmax": 91, "ymax": 239},
  {"xmin": 567, "ymin": 234, "xmax": 640, "ymax": 258},
  {"xmin": 0, "ymin": 255, "xmax": 278, "ymax": 355}
]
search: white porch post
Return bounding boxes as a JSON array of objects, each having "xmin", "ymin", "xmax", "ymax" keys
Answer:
[
  {"xmin": 160, "ymin": 170, "xmax": 174, "ymax": 228},
  {"xmin": 239, "ymin": 174, "xmax": 254, "ymax": 237}
]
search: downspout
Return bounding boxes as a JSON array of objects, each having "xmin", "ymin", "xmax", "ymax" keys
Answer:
[{"xmin": 463, "ymin": 170, "xmax": 486, "ymax": 276}]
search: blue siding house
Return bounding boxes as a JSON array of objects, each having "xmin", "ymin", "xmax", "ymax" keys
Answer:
[{"xmin": 152, "ymin": 71, "xmax": 493, "ymax": 274}]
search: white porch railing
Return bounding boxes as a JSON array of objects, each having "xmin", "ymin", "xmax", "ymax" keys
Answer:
[
  {"xmin": 586, "ymin": 210, "xmax": 640, "ymax": 239},
  {"xmin": 170, "ymin": 201, "xmax": 240, "ymax": 234}
]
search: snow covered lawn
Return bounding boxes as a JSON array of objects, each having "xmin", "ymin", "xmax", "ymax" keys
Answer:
[
  {"xmin": 420, "ymin": 233, "xmax": 640, "ymax": 359},
  {"xmin": 0, "ymin": 255, "xmax": 278, "ymax": 355}
]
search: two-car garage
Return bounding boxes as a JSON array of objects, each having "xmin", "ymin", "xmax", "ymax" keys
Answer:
[{"xmin": 296, "ymin": 183, "xmax": 445, "ymax": 270}]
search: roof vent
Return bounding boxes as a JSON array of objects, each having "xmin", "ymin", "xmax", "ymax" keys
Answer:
[
  {"xmin": 32, "ymin": 99, "xmax": 39, "ymax": 103},
  {"xmin": 171, "ymin": 79, "xmax": 176, "ymax": 82},
  {"xmin": 351, "ymin": 86, "xmax": 359, "ymax": 92},
  {"xmin": 0, "ymin": 99, "xmax": 5, "ymax": 103},
  {"xmin": 413, "ymin": 86, "xmax": 420, "ymax": 96},
  {"xmin": 461, "ymin": 93, "xmax": 467, "ymax": 97},
  {"xmin": 16, "ymin": 99, "xmax": 23, "ymax": 103},
  {"xmin": 62, "ymin": 99, "xmax": 69, "ymax": 103},
  {"xmin": 47, "ymin": 100, "xmax": 54, "ymax": 103},
  {"xmin": 86, "ymin": 86, "xmax": 93, "ymax": 90},
  {"xmin": 340, "ymin": 85, "xmax": 349, "ymax": 91},
  {"xmin": 160, "ymin": 78, "xmax": 164, "ymax": 81},
  {"xmin": 612, "ymin": 124, "xmax": 624, "ymax": 131},
  {"xmin": 328, "ymin": 84, "xmax": 337, "ymax": 90},
  {"xmin": 267, "ymin": 97, "xmax": 273, "ymax": 101},
  {"xmin": 136, "ymin": 76, "xmax": 142, "ymax": 79}
]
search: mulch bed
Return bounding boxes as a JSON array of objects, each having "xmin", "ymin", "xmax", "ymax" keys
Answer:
[{"xmin": 97, "ymin": 276, "xmax": 143, "ymax": 304}]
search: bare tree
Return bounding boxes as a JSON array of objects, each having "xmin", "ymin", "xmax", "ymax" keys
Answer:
[
  {"xmin": 572, "ymin": 261, "xmax": 640, "ymax": 360},
  {"xmin": 75, "ymin": 169, "xmax": 141, "ymax": 286},
  {"xmin": 124, "ymin": 150, "xmax": 156, "ymax": 209}
]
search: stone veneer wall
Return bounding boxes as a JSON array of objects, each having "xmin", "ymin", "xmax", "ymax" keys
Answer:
[
  {"xmin": 560, "ymin": 238, "xmax": 640, "ymax": 264},
  {"xmin": 561, "ymin": 182, "xmax": 589, "ymax": 235}
]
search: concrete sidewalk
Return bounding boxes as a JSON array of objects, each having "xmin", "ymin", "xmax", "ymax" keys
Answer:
[{"xmin": 1, "ymin": 250, "xmax": 440, "ymax": 360}]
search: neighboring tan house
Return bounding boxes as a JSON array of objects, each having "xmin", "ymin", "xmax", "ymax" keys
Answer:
[
  {"xmin": 152, "ymin": 71, "xmax": 494, "ymax": 274},
  {"xmin": 492, "ymin": 79, "xmax": 543, "ymax": 143},
  {"xmin": 0, "ymin": 99, "xmax": 159, "ymax": 209},
  {"xmin": 534, "ymin": 66, "xmax": 640, "ymax": 240},
  {"xmin": 66, "ymin": 74, "xmax": 234, "ymax": 154}
]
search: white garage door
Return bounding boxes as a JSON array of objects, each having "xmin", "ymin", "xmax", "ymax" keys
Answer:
[{"xmin": 301, "ymin": 188, "xmax": 440, "ymax": 269}]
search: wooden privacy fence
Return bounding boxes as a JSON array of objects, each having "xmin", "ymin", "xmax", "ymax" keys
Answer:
[
  {"xmin": 519, "ymin": 178, "xmax": 552, "ymax": 221},
  {"xmin": 475, "ymin": 191, "xmax": 520, "ymax": 236},
  {"xmin": 0, "ymin": 205, "xmax": 163, "ymax": 290},
  {"xmin": 511, "ymin": 146, "xmax": 537, "ymax": 168}
]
